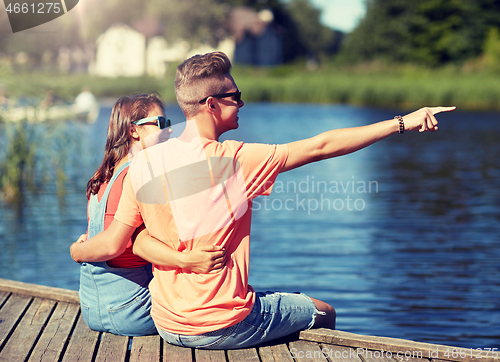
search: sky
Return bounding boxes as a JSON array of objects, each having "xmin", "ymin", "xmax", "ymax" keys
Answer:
[{"xmin": 310, "ymin": 0, "xmax": 367, "ymax": 32}]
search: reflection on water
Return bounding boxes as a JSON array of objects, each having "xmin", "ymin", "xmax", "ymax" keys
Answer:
[{"xmin": 0, "ymin": 103, "xmax": 498, "ymax": 348}]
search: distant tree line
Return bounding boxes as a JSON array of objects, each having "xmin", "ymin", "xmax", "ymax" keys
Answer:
[
  {"xmin": 1, "ymin": 0, "xmax": 500, "ymax": 70},
  {"xmin": 339, "ymin": 0, "xmax": 500, "ymax": 68}
]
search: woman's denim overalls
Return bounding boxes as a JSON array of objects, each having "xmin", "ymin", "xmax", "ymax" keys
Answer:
[{"xmin": 78, "ymin": 162, "xmax": 157, "ymax": 336}]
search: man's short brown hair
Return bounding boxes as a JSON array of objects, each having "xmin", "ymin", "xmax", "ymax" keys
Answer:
[{"xmin": 175, "ymin": 52, "xmax": 233, "ymax": 117}]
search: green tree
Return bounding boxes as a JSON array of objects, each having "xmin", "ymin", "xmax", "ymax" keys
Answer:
[
  {"xmin": 286, "ymin": 0, "xmax": 335, "ymax": 60},
  {"xmin": 338, "ymin": 0, "xmax": 416, "ymax": 64},
  {"xmin": 223, "ymin": 0, "xmax": 283, "ymax": 11},
  {"xmin": 146, "ymin": 0, "xmax": 228, "ymax": 47},
  {"xmin": 76, "ymin": 0, "xmax": 149, "ymax": 42},
  {"xmin": 339, "ymin": 0, "xmax": 500, "ymax": 66},
  {"xmin": 3, "ymin": 13, "xmax": 83, "ymax": 69},
  {"xmin": 484, "ymin": 27, "xmax": 500, "ymax": 72}
]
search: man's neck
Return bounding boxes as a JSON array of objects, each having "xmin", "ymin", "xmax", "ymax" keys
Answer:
[{"xmin": 184, "ymin": 114, "xmax": 220, "ymax": 141}]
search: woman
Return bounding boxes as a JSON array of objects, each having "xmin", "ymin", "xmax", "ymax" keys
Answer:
[{"xmin": 77, "ymin": 93, "xmax": 225, "ymax": 336}]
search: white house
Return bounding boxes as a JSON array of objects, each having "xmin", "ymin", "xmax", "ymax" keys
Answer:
[
  {"xmin": 94, "ymin": 24, "xmax": 146, "ymax": 77},
  {"xmin": 94, "ymin": 23, "xmax": 236, "ymax": 78},
  {"xmin": 146, "ymin": 38, "xmax": 191, "ymax": 78}
]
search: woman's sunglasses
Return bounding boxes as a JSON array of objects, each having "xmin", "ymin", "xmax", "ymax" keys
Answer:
[
  {"xmin": 198, "ymin": 91, "xmax": 242, "ymax": 104},
  {"xmin": 132, "ymin": 116, "xmax": 171, "ymax": 129}
]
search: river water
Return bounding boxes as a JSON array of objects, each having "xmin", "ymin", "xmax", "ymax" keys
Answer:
[{"xmin": 0, "ymin": 102, "xmax": 499, "ymax": 348}]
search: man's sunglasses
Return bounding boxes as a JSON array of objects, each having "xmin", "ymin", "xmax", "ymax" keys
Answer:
[
  {"xmin": 132, "ymin": 116, "xmax": 171, "ymax": 129},
  {"xmin": 199, "ymin": 91, "xmax": 242, "ymax": 104}
]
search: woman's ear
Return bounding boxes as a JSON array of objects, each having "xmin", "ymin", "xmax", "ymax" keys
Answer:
[{"xmin": 130, "ymin": 124, "xmax": 140, "ymax": 141}]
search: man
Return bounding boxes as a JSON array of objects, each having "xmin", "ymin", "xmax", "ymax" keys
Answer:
[{"xmin": 71, "ymin": 52, "xmax": 454, "ymax": 349}]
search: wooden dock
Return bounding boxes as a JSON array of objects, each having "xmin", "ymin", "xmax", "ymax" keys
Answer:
[{"xmin": 1, "ymin": 278, "xmax": 498, "ymax": 362}]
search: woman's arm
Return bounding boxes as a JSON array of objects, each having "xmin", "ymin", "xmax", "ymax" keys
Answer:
[
  {"xmin": 132, "ymin": 225, "xmax": 226, "ymax": 273},
  {"xmin": 70, "ymin": 219, "xmax": 136, "ymax": 263}
]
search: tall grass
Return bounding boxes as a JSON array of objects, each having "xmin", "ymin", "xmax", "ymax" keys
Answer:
[
  {"xmin": 2, "ymin": 64, "xmax": 500, "ymax": 111},
  {"xmin": 233, "ymin": 66, "xmax": 500, "ymax": 111},
  {"xmin": 2, "ymin": 73, "xmax": 171, "ymax": 103}
]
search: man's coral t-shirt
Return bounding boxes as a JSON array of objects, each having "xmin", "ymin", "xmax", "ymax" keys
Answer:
[{"xmin": 114, "ymin": 132, "xmax": 288, "ymax": 335}]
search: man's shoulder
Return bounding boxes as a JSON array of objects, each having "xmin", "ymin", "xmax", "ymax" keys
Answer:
[
  {"xmin": 202, "ymin": 138, "xmax": 243, "ymax": 155},
  {"xmin": 205, "ymin": 138, "xmax": 278, "ymax": 153},
  {"xmin": 205, "ymin": 138, "xmax": 243, "ymax": 147},
  {"xmin": 130, "ymin": 138, "xmax": 180, "ymax": 163}
]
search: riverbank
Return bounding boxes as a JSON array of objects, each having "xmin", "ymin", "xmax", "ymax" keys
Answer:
[{"xmin": 2, "ymin": 64, "xmax": 500, "ymax": 111}]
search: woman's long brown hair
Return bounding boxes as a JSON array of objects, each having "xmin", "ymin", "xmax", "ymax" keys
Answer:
[{"xmin": 86, "ymin": 93, "xmax": 165, "ymax": 198}]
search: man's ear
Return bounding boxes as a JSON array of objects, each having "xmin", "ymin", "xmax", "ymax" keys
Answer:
[{"xmin": 207, "ymin": 98, "xmax": 217, "ymax": 113}]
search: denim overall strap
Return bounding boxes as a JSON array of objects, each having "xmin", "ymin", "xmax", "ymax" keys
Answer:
[
  {"xmin": 87, "ymin": 161, "xmax": 131, "ymax": 239},
  {"xmin": 79, "ymin": 160, "xmax": 156, "ymax": 336}
]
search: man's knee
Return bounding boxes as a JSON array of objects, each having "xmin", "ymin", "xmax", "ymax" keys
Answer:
[
  {"xmin": 310, "ymin": 298, "xmax": 336, "ymax": 329},
  {"xmin": 326, "ymin": 304, "xmax": 336, "ymax": 318},
  {"xmin": 322, "ymin": 303, "xmax": 336, "ymax": 324}
]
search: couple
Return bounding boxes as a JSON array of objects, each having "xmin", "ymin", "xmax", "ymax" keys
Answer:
[{"xmin": 71, "ymin": 51, "xmax": 455, "ymax": 349}]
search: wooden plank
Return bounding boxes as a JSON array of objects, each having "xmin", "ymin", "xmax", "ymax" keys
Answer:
[
  {"xmin": 317, "ymin": 345, "xmax": 363, "ymax": 362},
  {"xmin": 300, "ymin": 329, "xmax": 500, "ymax": 362},
  {"xmin": 130, "ymin": 334, "xmax": 161, "ymax": 362},
  {"xmin": 94, "ymin": 332, "xmax": 129, "ymax": 362},
  {"xmin": 393, "ymin": 355, "xmax": 429, "ymax": 362},
  {"xmin": 0, "ymin": 294, "xmax": 32, "ymax": 350},
  {"xmin": 289, "ymin": 340, "xmax": 328, "ymax": 362},
  {"xmin": 356, "ymin": 349, "xmax": 396, "ymax": 362},
  {"xmin": 0, "ymin": 278, "xmax": 79, "ymax": 304},
  {"xmin": 163, "ymin": 342, "xmax": 193, "ymax": 362},
  {"xmin": 432, "ymin": 351, "xmax": 500, "ymax": 362},
  {"xmin": 227, "ymin": 348, "xmax": 260, "ymax": 362},
  {"xmin": 259, "ymin": 344, "xmax": 294, "ymax": 362},
  {"xmin": 194, "ymin": 348, "xmax": 226, "ymax": 362},
  {"xmin": 62, "ymin": 314, "xmax": 100, "ymax": 362},
  {"xmin": 0, "ymin": 298, "xmax": 56, "ymax": 362},
  {"xmin": 0, "ymin": 291, "xmax": 9, "ymax": 308},
  {"xmin": 28, "ymin": 302, "xmax": 80, "ymax": 362}
]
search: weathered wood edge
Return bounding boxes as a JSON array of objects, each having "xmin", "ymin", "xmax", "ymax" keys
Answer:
[
  {"xmin": 0, "ymin": 278, "xmax": 79, "ymax": 304},
  {"xmin": 300, "ymin": 329, "xmax": 500, "ymax": 362}
]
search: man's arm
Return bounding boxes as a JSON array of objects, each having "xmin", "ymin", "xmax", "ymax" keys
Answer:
[
  {"xmin": 282, "ymin": 106, "xmax": 455, "ymax": 172},
  {"xmin": 70, "ymin": 219, "xmax": 136, "ymax": 263}
]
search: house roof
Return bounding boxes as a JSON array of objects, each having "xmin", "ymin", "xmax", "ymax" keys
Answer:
[
  {"xmin": 228, "ymin": 7, "xmax": 274, "ymax": 43},
  {"xmin": 132, "ymin": 15, "xmax": 162, "ymax": 39}
]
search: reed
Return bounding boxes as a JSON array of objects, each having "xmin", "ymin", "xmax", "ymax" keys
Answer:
[
  {"xmin": 0, "ymin": 121, "xmax": 36, "ymax": 203},
  {"xmin": 0, "ymin": 116, "xmax": 82, "ymax": 205}
]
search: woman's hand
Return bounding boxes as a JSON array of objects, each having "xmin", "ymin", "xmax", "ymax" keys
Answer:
[
  {"xmin": 403, "ymin": 106, "xmax": 456, "ymax": 133},
  {"xmin": 70, "ymin": 220, "xmax": 136, "ymax": 263},
  {"xmin": 181, "ymin": 245, "xmax": 227, "ymax": 273},
  {"xmin": 70, "ymin": 233, "xmax": 88, "ymax": 262},
  {"xmin": 76, "ymin": 233, "xmax": 88, "ymax": 243}
]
